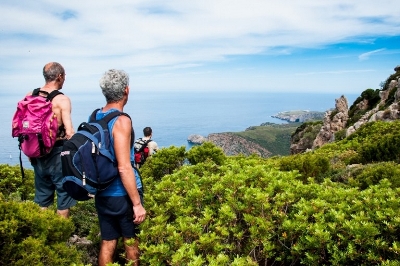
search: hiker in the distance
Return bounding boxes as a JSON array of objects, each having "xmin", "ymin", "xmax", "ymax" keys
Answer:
[
  {"xmin": 29, "ymin": 62, "xmax": 76, "ymax": 218},
  {"xmin": 95, "ymin": 69, "xmax": 146, "ymax": 266},
  {"xmin": 134, "ymin": 126, "xmax": 159, "ymax": 168}
]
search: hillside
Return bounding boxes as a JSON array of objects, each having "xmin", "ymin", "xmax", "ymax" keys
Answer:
[{"xmin": 188, "ymin": 122, "xmax": 301, "ymax": 157}]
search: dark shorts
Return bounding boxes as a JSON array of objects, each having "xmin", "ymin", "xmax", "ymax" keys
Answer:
[
  {"xmin": 95, "ymin": 189, "xmax": 144, "ymax": 240},
  {"xmin": 31, "ymin": 142, "xmax": 76, "ymax": 210}
]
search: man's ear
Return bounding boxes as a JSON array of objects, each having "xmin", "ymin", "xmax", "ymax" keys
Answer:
[{"xmin": 125, "ymin": 86, "xmax": 130, "ymax": 95}]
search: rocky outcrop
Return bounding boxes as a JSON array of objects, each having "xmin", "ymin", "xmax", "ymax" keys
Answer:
[
  {"xmin": 207, "ymin": 133, "xmax": 272, "ymax": 157},
  {"xmin": 312, "ymin": 96, "xmax": 349, "ymax": 148},
  {"xmin": 346, "ymin": 75, "xmax": 400, "ymax": 137},
  {"xmin": 187, "ymin": 134, "xmax": 207, "ymax": 144},
  {"xmin": 290, "ymin": 121, "xmax": 323, "ymax": 154}
]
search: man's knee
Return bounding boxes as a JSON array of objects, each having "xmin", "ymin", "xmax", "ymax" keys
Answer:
[
  {"xmin": 99, "ymin": 239, "xmax": 118, "ymax": 266},
  {"xmin": 124, "ymin": 238, "xmax": 140, "ymax": 264}
]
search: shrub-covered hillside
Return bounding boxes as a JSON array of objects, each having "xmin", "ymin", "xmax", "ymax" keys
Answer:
[
  {"xmin": 2, "ymin": 120, "xmax": 400, "ymax": 265},
  {"xmin": 3, "ymin": 70, "xmax": 400, "ymax": 265},
  {"xmin": 137, "ymin": 122, "xmax": 400, "ymax": 265}
]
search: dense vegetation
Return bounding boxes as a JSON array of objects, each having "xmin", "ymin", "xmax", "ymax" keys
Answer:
[{"xmin": 2, "ymin": 119, "xmax": 400, "ymax": 265}]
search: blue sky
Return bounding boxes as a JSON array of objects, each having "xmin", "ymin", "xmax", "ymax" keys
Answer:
[{"xmin": 1, "ymin": 1, "xmax": 399, "ymax": 95}]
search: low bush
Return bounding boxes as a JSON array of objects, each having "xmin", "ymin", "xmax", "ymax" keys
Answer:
[{"xmin": 0, "ymin": 199, "xmax": 83, "ymax": 265}]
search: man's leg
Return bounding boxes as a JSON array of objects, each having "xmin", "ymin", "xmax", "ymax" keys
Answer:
[
  {"xmin": 57, "ymin": 209, "xmax": 70, "ymax": 218},
  {"xmin": 124, "ymin": 237, "xmax": 140, "ymax": 266},
  {"xmin": 99, "ymin": 239, "xmax": 117, "ymax": 266},
  {"xmin": 52, "ymin": 146, "xmax": 76, "ymax": 218}
]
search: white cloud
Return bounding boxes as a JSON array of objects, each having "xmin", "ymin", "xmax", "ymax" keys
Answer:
[
  {"xmin": 0, "ymin": 0, "xmax": 399, "ymax": 93},
  {"xmin": 358, "ymin": 48, "xmax": 387, "ymax": 61}
]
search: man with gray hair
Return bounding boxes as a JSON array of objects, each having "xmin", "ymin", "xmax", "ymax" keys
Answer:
[{"xmin": 94, "ymin": 69, "xmax": 146, "ymax": 266}]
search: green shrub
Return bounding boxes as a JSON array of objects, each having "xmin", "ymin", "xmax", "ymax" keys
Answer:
[
  {"xmin": 334, "ymin": 129, "xmax": 346, "ymax": 141},
  {"xmin": 278, "ymin": 152, "xmax": 330, "ymax": 182},
  {"xmin": 348, "ymin": 162, "xmax": 400, "ymax": 189},
  {"xmin": 0, "ymin": 200, "xmax": 83, "ymax": 265},
  {"xmin": 186, "ymin": 142, "xmax": 226, "ymax": 166},
  {"xmin": 0, "ymin": 164, "xmax": 34, "ymax": 201},
  {"xmin": 138, "ymin": 155, "xmax": 400, "ymax": 265},
  {"xmin": 358, "ymin": 132, "xmax": 400, "ymax": 164},
  {"xmin": 139, "ymin": 146, "xmax": 186, "ymax": 181}
]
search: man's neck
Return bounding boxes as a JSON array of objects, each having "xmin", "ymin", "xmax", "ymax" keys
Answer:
[
  {"xmin": 41, "ymin": 81, "xmax": 61, "ymax": 92},
  {"xmin": 103, "ymin": 102, "xmax": 124, "ymax": 112}
]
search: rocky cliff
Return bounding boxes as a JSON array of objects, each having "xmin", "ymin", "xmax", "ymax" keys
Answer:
[
  {"xmin": 207, "ymin": 133, "xmax": 272, "ymax": 157},
  {"xmin": 291, "ymin": 65, "xmax": 400, "ymax": 154}
]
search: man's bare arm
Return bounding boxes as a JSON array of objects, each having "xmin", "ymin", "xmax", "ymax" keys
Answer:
[
  {"xmin": 113, "ymin": 115, "xmax": 146, "ymax": 224},
  {"xmin": 59, "ymin": 95, "xmax": 75, "ymax": 139}
]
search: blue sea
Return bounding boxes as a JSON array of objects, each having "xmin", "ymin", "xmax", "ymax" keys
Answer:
[{"xmin": 1, "ymin": 91, "xmax": 358, "ymax": 168}]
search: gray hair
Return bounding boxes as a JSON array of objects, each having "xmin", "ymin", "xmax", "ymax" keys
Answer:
[
  {"xmin": 99, "ymin": 69, "xmax": 129, "ymax": 103},
  {"xmin": 43, "ymin": 62, "xmax": 65, "ymax": 82}
]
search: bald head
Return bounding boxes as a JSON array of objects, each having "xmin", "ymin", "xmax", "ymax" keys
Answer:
[{"xmin": 43, "ymin": 62, "xmax": 65, "ymax": 83}]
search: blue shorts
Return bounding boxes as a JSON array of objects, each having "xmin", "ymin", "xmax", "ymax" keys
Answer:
[
  {"xmin": 31, "ymin": 143, "xmax": 77, "ymax": 210},
  {"xmin": 95, "ymin": 189, "xmax": 144, "ymax": 240}
]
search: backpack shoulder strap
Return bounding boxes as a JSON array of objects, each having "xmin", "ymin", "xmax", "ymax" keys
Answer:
[
  {"xmin": 89, "ymin": 109, "xmax": 131, "ymax": 123},
  {"xmin": 31, "ymin": 88, "xmax": 63, "ymax": 101},
  {"xmin": 47, "ymin": 90, "xmax": 64, "ymax": 101},
  {"xmin": 32, "ymin": 88, "xmax": 41, "ymax": 96},
  {"xmin": 137, "ymin": 139, "xmax": 152, "ymax": 152},
  {"xmin": 89, "ymin": 109, "xmax": 135, "ymax": 147},
  {"xmin": 89, "ymin": 108, "xmax": 101, "ymax": 122}
]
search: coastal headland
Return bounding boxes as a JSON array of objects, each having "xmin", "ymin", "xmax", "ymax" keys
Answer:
[{"xmin": 271, "ymin": 110, "xmax": 325, "ymax": 123}]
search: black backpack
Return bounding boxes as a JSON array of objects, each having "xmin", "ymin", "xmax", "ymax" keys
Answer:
[
  {"xmin": 134, "ymin": 138, "xmax": 152, "ymax": 165},
  {"xmin": 61, "ymin": 109, "xmax": 139, "ymax": 201}
]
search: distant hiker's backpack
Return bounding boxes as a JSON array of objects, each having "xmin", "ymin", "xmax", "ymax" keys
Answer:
[
  {"xmin": 61, "ymin": 109, "xmax": 138, "ymax": 201},
  {"xmin": 134, "ymin": 138, "xmax": 152, "ymax": 165},
  {"xmin": 12, "ymin": 88, "xmax": 63, "ymax": 158}
]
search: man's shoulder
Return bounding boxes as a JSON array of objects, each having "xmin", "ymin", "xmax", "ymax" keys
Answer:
[
  {"xmin": 148, "ymin": 140, "xmax": 158, "ymax": 147},
  {"xmin": 50, "ymin": 90, "xmax": 69, "ymax": 101}
]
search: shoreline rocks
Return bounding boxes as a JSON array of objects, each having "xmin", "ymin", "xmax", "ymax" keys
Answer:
[{"xmin": 187, "ymin": 134, "xmax": 207, "ymax": 145}]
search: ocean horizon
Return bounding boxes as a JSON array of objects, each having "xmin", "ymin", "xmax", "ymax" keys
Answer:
[{"xmin": 1, "ymin": 91, "xmax": 358, "ymax": 169}]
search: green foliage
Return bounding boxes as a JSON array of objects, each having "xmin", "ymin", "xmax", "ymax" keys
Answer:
[
  {"xmin": 0, "ymin": 164, "xmax": 34, "ymax": 201},
  {"xmin": 186, "ymin": 142, "xmax": 226, "ymax": 165},
  {"xmin": 139, "ymin": 154, "xmax": 400, "ymax": 265},
  {"xmin": 70, "ymin": 200, "xmax": 98, "ymax": 237},
  {"xmin": 278, "ymin": 152, "xmax": 330, "ymax": 182},
  {"xmin": 358, "ymin": 132, "xmax": 400, "ymax": 164},
  {"xmin": 140, "ymin": 146, "xmax": 186, "ymax": 181},
  {"xmin": 334, "ymin": 129, "xmax": 346, "ymax": 141},
  {"xmin": 348, "ymin": 162, "xmax": 400, "ymax": 189},
  {"xmin": 139, "ymin": 157, "xmax": 300, "ymax": 265},
  {"xmin": 283, "ymin": 179, "xmax": 400, "ymax": 265},
  {"xmin": 0, "ymin": 200, "xmax": 83, "ymax": 265},
  {"xmin": 290, "ymin": 121, "xmax": 323, "ymax": 152},
  {"xmin": 347, "ymin": 88, "xmax": 381, "ymax": 127},
  {"xmin": 381, "ymin": 68, "xmax": 400, "ymax": 91}
]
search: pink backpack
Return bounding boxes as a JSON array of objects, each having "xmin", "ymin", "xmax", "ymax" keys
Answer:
[{"xmin": 12, "ymin": 88, "xmax": 63, "ymax": 158}]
